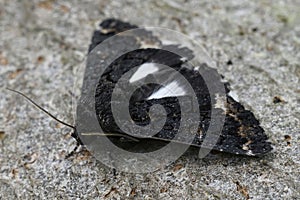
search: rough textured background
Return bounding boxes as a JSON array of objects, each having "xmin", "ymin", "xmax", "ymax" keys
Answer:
[{"xmin": 0, "ymin": 0, "xmax": 299, "ymax": 199}]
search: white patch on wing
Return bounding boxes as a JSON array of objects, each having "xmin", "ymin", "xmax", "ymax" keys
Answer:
[
  {"xmin": 246, "ymin": 150, "xmax": 255, "ymax": 156},
  {"xmin": 180, "ymin": 57, "xmax": 188, "ymax": 62},
  {"xmin": 228, "ymin": 90, "xmax": 239, "ymax": 102},
  {"xmin": 129, "ymin": 63, "xmax": 159, "ymax": 83},
  {"xmin": 140, "ymin": 42, "xmax": 160, "ymax": 49},
  {"xmin": 214, "ymin": 93, "xmax": 226, "ymax": 112},
  {"xmin": 147, "ymin": 80, "xmax": 186, "ymax": 100}
]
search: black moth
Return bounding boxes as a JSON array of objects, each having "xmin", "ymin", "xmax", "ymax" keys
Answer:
[{"xmin": 11, "ymin": 19, "xmax": 272, "ymax": 157}]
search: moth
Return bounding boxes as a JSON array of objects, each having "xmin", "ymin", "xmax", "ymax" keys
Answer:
[{"xmin": 10, "ymin": 19, "xmax": 273, "ymax": 157}]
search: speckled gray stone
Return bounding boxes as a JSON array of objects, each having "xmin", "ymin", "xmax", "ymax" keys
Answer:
[{"xmin": 0, "ymin": 0, "xmax": 299, "ymax": 199}]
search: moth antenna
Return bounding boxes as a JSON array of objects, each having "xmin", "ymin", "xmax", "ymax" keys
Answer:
[{"xmin": 7, "ymin": 88, "xmax": 76, "ymax": 130}]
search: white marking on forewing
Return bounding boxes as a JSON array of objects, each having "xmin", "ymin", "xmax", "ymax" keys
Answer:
[
  {"xmin": 147, "ymin": 80, "xmax": 186, "ymax": 99},
  {"xmin": 129, "ymin": 63, "xmax": 159, "ymax": 83},
  {"xmin": 214, "ymin": 93, "xmax": 226, "ymax": 111},
  {"xmin": 228, "ymin": 90, "xmax": 239, "ymax": 102},
  {"xmin": 180, "ymin": 57, "xmax": 188, "ymax": 62},
  {"xmin": 246, "ymin": 150, "xmax": 255, "ymax": 156}
]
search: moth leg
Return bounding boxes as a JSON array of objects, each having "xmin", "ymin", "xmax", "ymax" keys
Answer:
[
  {"xmin": 65, "ymin": 141, "xmax": 81, "ymax": 159},
  {"xmin": 65, "ymin": 128, "xmax": 86, "ymax": 159}
]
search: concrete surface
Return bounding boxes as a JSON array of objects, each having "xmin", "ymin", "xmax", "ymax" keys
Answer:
[{"xmin": 0, "ymin": 0, "xmax": 299, "ymax": 199}]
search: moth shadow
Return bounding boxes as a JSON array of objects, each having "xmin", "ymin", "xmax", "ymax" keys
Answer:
[{"xmin": 92, "ymin": 138, "xmax": 275, "ymax": 169}]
